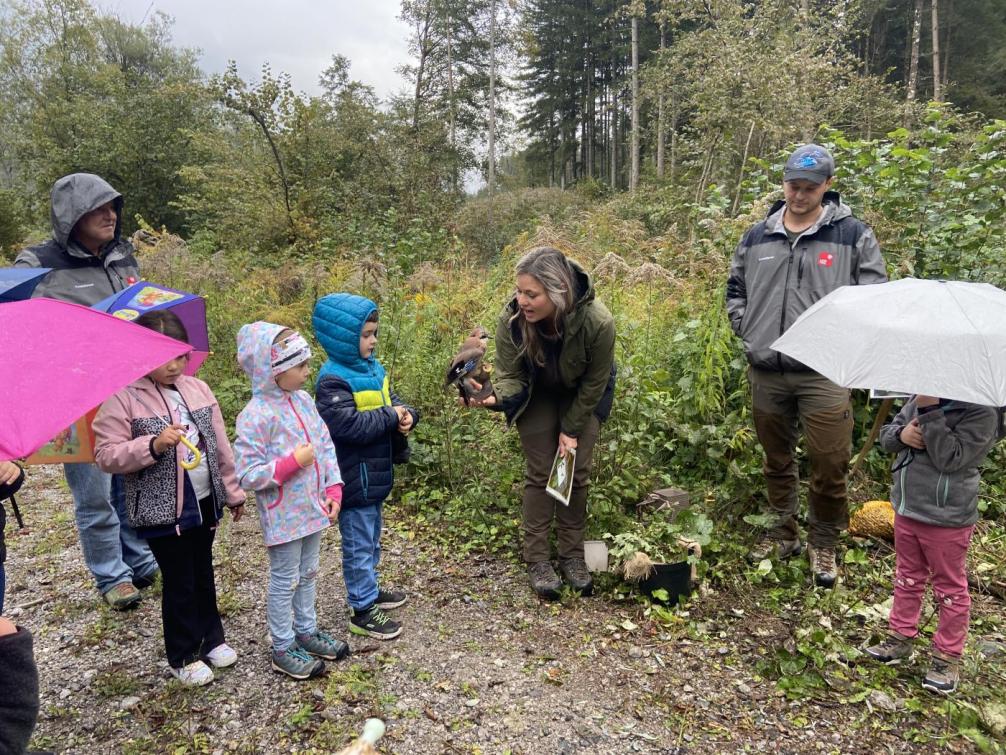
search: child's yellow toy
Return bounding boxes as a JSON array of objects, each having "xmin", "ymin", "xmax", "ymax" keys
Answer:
[
  {"xmin": 178, "ymin": 435, "xmax": 202, "ymax": 471},
  {"xmin": 849, "ymin": 500, "xmax": 895, "ymax": 540}
]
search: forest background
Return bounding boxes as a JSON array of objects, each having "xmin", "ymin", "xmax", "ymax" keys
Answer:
[{"xmin": 1, "ymin": 0, "xmax": 1006, "ymax": 750}]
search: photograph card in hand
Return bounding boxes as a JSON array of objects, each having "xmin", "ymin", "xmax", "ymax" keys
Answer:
[{"xmin": 545, "ymin": 447, "xmax": 576, "ymax": 506}]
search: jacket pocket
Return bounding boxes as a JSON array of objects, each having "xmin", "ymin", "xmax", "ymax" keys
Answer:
[{"xmin": 266, "ymin": 484, "xmax": 285, "ymax": 510}]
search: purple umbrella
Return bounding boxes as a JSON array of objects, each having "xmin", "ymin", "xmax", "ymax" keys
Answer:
[{"xmin": 93, "ymin": 281, "xmax": 209, "ymax": 374}]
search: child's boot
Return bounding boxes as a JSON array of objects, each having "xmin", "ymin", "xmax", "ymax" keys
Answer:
[
  {"xmin": 271, "ymin": 645, "xmax": 325, "ymax": 680},
  {"xmin": 923, "ymin": 649, "xmax": 960, "ymax": 695},
  {"xmin": 349, "ymin": 605, "xmax": 402, "ymax": 640},
  {"xmin": 297, "ymin": 630, "xmax": 350, "ymax": 661},
  {"xmin": 864, "ymin": 631, "xmax": 914, "ymax": 665}
]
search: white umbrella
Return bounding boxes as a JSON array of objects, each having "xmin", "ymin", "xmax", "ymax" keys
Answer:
[{"xmin": 771, "ymin": 278, "xmax": 1006, "ymax": 406}]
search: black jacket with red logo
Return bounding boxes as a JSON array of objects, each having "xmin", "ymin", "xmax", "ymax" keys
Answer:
[{"xmin": 726, "ymin": 191, "xmax": 887, "ymax": 372}]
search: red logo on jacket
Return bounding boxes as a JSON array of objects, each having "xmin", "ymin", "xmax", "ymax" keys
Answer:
[{"xmin": 817, "ymin": 252, "xmax": 834, "ymax": 267}]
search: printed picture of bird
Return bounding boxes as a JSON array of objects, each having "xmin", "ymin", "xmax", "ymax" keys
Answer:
[{"xmin": 444, "ymin": 326, "xmax": 493, "ymax": 405}]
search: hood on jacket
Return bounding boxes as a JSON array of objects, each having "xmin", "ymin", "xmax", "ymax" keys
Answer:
[
  {"xmin": 764, "ymin": 190, "xmax": 852, "ymax": 234},
  {"xmin": 50, "ymin": 173, "xmax": 124, "ymax": 253},
  {"xmin": 312, "ymin": 293, "xmax": 378, "ymax": 378},
  {"xmin": 237, "ymin": 321, "xmax": 289, "ymax": 400}
]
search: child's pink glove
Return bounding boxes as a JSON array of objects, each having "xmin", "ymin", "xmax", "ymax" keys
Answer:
[
  {"xmin": 273, "ymin": 452, "xmax": 303, "ymax": 484},
  {"xmin": 325, "ymin": 484, "xmax": 343, "ymax": 520}
]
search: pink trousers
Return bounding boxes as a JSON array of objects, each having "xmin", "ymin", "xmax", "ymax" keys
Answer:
[{"xmin": 889, "ymin": 513, "xmax": 974, "ymax": 658}]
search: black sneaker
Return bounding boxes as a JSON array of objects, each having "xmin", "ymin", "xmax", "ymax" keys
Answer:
[
  {"xmin": 528, "ymin": 561, "xmax": 562, "ymax": 600},
  {"xmin": 375, "ymin": 587, "xmax": 407, "ymax": 609},
  {"xmin": 559, "ymin": 557, "xmax": 594, "ymax": 596},
  {"xmin": 349, "ymin": 605, "xmax": 402, "ymax": 640}
]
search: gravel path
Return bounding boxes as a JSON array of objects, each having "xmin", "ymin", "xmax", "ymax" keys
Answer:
[{"xmin": 5, "ymin": 466, "xmax": 984, "ymax": 753}]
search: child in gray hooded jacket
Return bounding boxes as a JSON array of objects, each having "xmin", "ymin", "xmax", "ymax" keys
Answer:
[{"xmin": 866, "ymin": 395, "xmax": 1000, "ymax": 695}]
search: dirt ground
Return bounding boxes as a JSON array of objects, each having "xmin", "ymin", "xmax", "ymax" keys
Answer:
[{"xmin": 5, "ymin": 465, "xmax": 996, "ymax": 754}]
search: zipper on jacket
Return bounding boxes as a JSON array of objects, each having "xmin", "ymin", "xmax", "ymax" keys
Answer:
[
  {"xmin": 776, "ymin": 247, "xmax": 797, "ymax": 371},
  {"xmin": 797, "ymin": 247, "xmax": 806, "ymax": 287},
  {"xmin": 287, "ymin": 396, "xmax": 327, "ymax": 515},
  {"xmin": 360, "ymin": 463, "xmax": 369, "ymax": 500}
]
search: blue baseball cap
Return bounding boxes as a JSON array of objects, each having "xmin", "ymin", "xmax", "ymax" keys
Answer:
[{"xmin": 783, "ymin": 144, "xmax": 834, "ymax": 184}]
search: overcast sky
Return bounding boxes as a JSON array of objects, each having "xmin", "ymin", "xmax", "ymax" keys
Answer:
[{"xmin": 109, "ymin": 0, "xmax": 413, "ymax": 99}]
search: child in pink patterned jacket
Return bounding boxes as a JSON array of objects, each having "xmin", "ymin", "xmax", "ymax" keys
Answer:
[
  {"xmin": 93, "ymin": 310, "xmax": 246, "ymax": 687},
  {"xmin": 233, "ymin": 321, "xmax": 348, "ymax": 681}
]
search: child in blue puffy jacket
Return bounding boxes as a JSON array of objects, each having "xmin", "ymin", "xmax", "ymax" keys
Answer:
[{"xmin": 313, "ymin": 293, "xmax": 418, "ymax": 641}]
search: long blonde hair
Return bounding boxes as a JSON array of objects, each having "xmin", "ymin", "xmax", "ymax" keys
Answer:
[{"xmin": 510, "ymin": 246, "xmax": 577, "ymax": 367}]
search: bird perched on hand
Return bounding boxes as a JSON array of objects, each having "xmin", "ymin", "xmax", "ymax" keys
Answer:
[{"xmin": 444, "ymin": 326, "xmax": 493, "ymax": 405}]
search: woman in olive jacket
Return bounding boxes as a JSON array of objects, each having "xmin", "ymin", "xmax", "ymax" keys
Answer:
[{"xmin": 466, "ymin": 246, "xmax": 615, "ymax": 599}]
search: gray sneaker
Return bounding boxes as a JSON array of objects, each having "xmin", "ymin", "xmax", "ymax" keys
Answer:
[
  {"xmin": 559, "ymin": 557, "xmax": 594, "ymax": 596},
  {"xmin": 865, "ymin": 633, "xmax": 914, "ymax": 665},
  {"xmin": 923, "ymin": 651, "xmax": 960, "ymax": 695},
  {"xmin": 296, "ymin": 631, "xmax": 350, "ymax": 661},
  {"xmin": 271, "ymin": 646, "xmax": 325, "ymax": 680},
  {"xmin": 528, "ymin": 561, "xmax": 562, "ymax": 600},
  {"xmin": 807, "ymin": 544, "xmax": 838, "ymax": 588},
  {"xmin": 748, "ymin": 536, "xmax": 802, "ymax": 564}
]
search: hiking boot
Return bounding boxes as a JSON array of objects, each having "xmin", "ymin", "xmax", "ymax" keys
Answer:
[
  {"xmin": 559, "ymin": 557, "xmax": 594, "ymax": 596},
  {"xmin": 204, "ymin": 643, "xmax": 238, "ymax": 668},
  {"xmin": 271, "ymin": 645, "xmax": 325, "ymax": 680},
  {"xmin": 132, "ymin": 569, "xmax": 161, "ymax": 590},
  {"xmin": 923, "ymin": 650, "xmax": 960, "ymax": 695},
  {"xmin": 349, "ymin": 606, "xmax": 402, "ymax": 640},
  {"xmin": 807, "ymin": 544, "xmax": 838, "ymax": 588},
  {"xmin": 375, "ymin": 587, "xmax": 408, "ymax": 609},
  {"xmin": 528, "ymin": 561, "xmax": 562, "ymax": 600},
  {"xmin": 169, "ymin": 660, "xmax": 214, "ymax": 686},
  {"xmin": 748, "ymin": 536, "xmax": 802, "ymax": 564},
  {"xmin": 297, "ymin": 631, "xmax": 350, "ymax": 661},
  {"xmin": 865, "ymin": 632, "xmax": 914, "ymax": 665},
  {"xmin": 103, "ymin": 582, "xmax": 141, "ymax": 611}
]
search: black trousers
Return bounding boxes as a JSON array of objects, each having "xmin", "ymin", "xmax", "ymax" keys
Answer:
[{"xmin": 147, "ymin": 520, "xmax": 225, "ymax": 669}]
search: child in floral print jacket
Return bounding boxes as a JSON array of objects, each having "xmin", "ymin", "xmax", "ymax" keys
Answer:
[{"xmin": 234, "ymin": 321, "xmax": 349, "ymax": 680}]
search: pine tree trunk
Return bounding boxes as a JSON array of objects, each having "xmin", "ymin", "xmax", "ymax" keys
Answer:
[
  {"xmin": 656, "ymin": 23, "xmax": 665, "ymax": 180},
  {"xmin": 930, "ymin": 0, "xmax": 942, "ymax": 101},
  {"xmin": 487, "ymin": 0, "xmax": 496, "ymax": 223},
  {"xmin": 629, "ymin": 14, "xmax": 640, "ymax": 192},
  {"xmin": 906, "ymin": 0, "xmax": 923, "ymax": 104},
  {"xmin": 610, "ymin": 90, "xmax": 618, "ymax": 190}
]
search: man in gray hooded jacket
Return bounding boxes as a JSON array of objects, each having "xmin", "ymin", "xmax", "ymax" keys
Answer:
[
  {"xmin": 726, "ymin": 145, "xmax": 887, "ymax": 587},
  {"xmin": 15, "ymin": 173, "xmax": 158, "ymax": 609}
]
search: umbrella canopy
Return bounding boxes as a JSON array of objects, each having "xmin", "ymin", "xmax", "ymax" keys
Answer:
[
  {"xmin": 0, "ymin": 298, "xmax": 192, "ymax": 460},
  {"xmin": 93, "ymin": 281, "xmax": 209, "ymax": 374},
  {"xmin": 0, "ymin": 268, "xmax": 52, "ymax": 302},
  {"xmin": 771, "ymin": 278, "xmax": 1006, "ymax": 406}
]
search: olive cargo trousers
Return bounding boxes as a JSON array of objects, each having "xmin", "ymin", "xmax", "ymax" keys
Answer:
[
  {"xmin": 749, "ymin": 367, "xmax": 853, "ymax": 548},
  {"xmin": 516, "ymin": 389, "xmax": 601, "ymax": 563}
]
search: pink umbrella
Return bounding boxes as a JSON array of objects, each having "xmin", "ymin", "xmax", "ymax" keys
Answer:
[{"xmin": 1, "ymin": 298, "xmax": 192, "ymax": 460}]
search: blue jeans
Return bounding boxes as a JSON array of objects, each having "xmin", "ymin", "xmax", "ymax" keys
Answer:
[
  {"xmin": 338, "ymin": 504, "xmax": 382, "ymax": 611},
  {"xmin": 266, "ymin": 531, "xmax": 323, "ymax": 652},
  {"xmin": 64, "ymin": 463, "xmax": 157, "ymax": 594}
]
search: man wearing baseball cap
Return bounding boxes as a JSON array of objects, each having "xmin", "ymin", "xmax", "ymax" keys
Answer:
[{"xmin": 725, "ymin": 144, "xmax": 887, "ymax": 587}]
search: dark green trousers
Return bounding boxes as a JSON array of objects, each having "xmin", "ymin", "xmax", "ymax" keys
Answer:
[
  {"xmin": 516, "ymin": 389, "xmax": 601, "ymax": 563},
  {"xmin": 749, "ymin": 367, "xmax": 853, "ymax": 547}
]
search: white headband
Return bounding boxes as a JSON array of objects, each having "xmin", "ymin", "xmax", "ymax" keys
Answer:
[{"xmin": 271, "ymin": 333, "xmax": 312, "ymax": 375}]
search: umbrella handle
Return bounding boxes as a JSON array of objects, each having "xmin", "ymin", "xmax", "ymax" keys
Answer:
[{"xmin": 178, "ymin": 436, "xmax": 202, "ymax": 471}]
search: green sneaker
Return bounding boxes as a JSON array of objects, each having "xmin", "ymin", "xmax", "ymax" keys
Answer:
[
  {"xmin": 296, "ymin": 631, "xmax": 350, "ymax": 661},
  {"xmin": 103, "ymin": 582, "xmax": 141, "ymax": 611},
  {"xmin": 349, "ymin": 605, "xmax": 402, "ymax": 640},
  {"xmin": 271, "ymin": 646, "xmax": 325, "ymax": 680}
]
